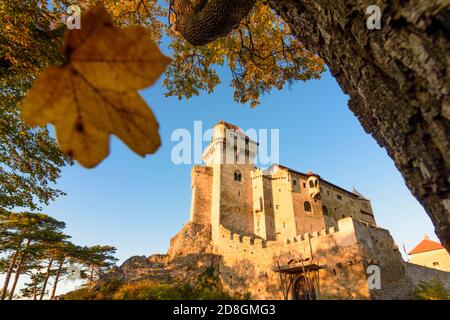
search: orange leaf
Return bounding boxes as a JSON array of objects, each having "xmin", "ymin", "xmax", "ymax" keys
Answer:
[{"xmin": 22, "ymin": 5, "xmax": 171, "ymax": 168}]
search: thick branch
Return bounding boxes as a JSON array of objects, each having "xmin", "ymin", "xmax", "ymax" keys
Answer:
[{"xmin": 173, "ymin": 0, "xmax": 256, "ymax": 45}]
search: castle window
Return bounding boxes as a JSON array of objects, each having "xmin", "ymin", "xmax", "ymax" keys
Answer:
[
  {"xmin": 303, "ymin": 183, "xmax": 306, "ymax": 188},
  {"xmin": 293, "ymin": 180, "xmax": 297, "ymax": 186},
  {"xmin": 322, "ymin": 205, "xmax": 328, "ymax": 215},
  {"xmin": 337, "ymin": 194, "xmax": 342, "ymax": 200},
  {"xmin": 234, "ymin": 171, "xmax": 242, "ymax": 182},
  {"xmin": 304, "ymin": 201, "xmax": 312, "ymax": 212},
  {"xmin": 309, "ymin": 180, "xmax": 314, "ymax": 188},
  {"xmin": 276, "ymin": 205, "xmax": 279, "ymax": 209}
]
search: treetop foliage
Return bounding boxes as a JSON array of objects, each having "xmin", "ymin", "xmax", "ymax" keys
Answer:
[
  {"xmin": 2, "ymin": 0, "xmax": 324, "ymax": 167},
  {"xmin": 0, "ymin": 211, "xmax": 118, "ymax": 300}
]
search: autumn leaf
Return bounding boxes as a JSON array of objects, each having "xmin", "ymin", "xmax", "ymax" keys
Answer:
[{"xmin": 21, "ymin": 5, "xmax": 171, "ymax": 168}]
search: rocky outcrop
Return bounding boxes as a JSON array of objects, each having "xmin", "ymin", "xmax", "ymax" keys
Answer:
[
  {"xmin": 167, "ymin": 222, "xmax": 213, "ymax": 261},
  {"xmin": 102, "ymin": 222, "xmax": 217, "ymax": 286}
]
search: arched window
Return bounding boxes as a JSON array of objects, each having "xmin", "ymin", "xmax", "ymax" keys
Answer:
[
  {"xmin": 322, "ymin": 205, "xmax": 328, "ymax": 215},
  {"xmin": 304, "ymin": 201, "xmax": 312, "ymax": 212},
  {"xmin": 234, "ymin": 171, "xmax": 242, "ymax": 182},
  {"xmin": 309, "ymin": 180, "xmax": 314, "ymax": 188}
]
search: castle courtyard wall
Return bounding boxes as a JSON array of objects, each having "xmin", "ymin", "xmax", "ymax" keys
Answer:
[{"xmin": 215, "ymin": 217, "xmax": 371, "ymax": 299}]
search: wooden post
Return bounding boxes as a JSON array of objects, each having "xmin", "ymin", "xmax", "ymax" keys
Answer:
[
  {"xmin": 299, "ymin": 254, "xmax": 312, "ymax": 300},
  {"xmin": 277, "ymin": 261, "xmax": 288, "ymax": 300}
]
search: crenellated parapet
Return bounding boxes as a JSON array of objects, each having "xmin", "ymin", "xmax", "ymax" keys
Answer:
[{"xmin": 215, "ymin": 217, "xmax": 366, "ymax": 257}]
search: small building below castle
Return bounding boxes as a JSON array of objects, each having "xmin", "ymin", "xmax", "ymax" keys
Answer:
[{"xmin": 408, "ymin": 236, "xmax": 450, "ymax": 272}]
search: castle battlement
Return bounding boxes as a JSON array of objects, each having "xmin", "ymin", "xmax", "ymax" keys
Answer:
[{"xmin": 215, "ymin": 217, "xmax": 367, "ymax": 257}]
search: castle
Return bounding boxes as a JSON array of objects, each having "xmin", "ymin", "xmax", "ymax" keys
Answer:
[
  {"xmin": 181, "ymin": 121, "xmax": 450, "ymax": 299},
  {"xmin": 115, "ymin": 121, "xmax": 450, "ymax": 299}
]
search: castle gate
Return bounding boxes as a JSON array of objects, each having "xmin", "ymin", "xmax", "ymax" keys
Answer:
[{"xmin": 274, "ymin": 260, "xmax": 324, "ymax": 300}]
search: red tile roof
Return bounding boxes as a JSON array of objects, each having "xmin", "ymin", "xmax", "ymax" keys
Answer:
[
  {"xmin": 216, "ymin": 121, "xmax": 257, "ymax": 143},
  {"xmin": 408, "ymin": 236, "xmax": 444, "ymax": 255}
]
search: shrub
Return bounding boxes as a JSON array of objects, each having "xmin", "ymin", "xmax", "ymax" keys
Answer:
[
  {"xmin": 113, "ymin": 281, "xmax": 185, "ymax": 300},
  {"xmin": 63, "ymin": 288, "xmax": 97, "ymax": 300},
  {"xmin": 413, "ymin": 279, "xmax": 450, "ymax": 300},
  {"xmin": 64, "ymin": 268, "xmax": 248, "ymax": 300}
]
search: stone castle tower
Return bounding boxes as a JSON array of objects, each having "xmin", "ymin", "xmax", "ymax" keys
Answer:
[{"xmin": 190, "ymin": 121, "xmax": 376, "ymax": 245}]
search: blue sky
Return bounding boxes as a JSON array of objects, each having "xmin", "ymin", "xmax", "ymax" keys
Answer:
[{"xmin": 40, "ymin": 59, "xmax": 439, "ymax": 265}]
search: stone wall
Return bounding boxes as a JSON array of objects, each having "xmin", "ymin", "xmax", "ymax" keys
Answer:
[
  {"xmin": 404, "ymin": 263, "xmax": 450, "ymax": 291},
  {"xmin": 320, "ymin": 181, "xmax": 376, "ymax": 226},
  {"xmin": 291, "ymin": 173, "xmax": 326, "ymax": 236},
  {"xmin": 215, "ymin": 217, "xmax": 372, "ymax": 299},
  {"xmin": 352, "ymin": 219, "xmax": 413, "ymax": 299},
  {"xmin": 214, "ymin": 163, "xmax": 255, "ymax": 238},
  {"xmin": 190, "ymin": 165, "xmax": 213, "ymax": 225}
]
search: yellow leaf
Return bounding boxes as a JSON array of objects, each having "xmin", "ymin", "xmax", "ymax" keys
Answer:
[{"xmin": 21, "ymin": 5, "xmax": 171, "ymax": 168}]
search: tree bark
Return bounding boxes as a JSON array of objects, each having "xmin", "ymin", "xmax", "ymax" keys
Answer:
[
  {"xmin": 50, "ymin": 258, "xmax": 65, "ymax": 300},
  {"xmin": 39, "ymin": 258, "xmax": 53, "ymax": 300},
  {"xmin": 173, "ymin": 0, "xmax": 255, "ymax": 45},
  {"xmin": 8, "ymin": 239, "xmax": 31, "ymax": 300},
  {"xmin": 1, "ymin": 234, "xmax": 26, "ymax": 300},
  {"xmin": 8, "ymin": 255, "xmax": 26, "ymax": 300},
  {"xmin": 263, "ymin": 0, "xmax": 449, "ymax": 250},
  {"xmin": 89, "ymin": 265, "xmax": 95, "ymax": 285}
]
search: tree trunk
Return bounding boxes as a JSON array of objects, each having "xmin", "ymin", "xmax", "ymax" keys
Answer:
[
  {"xmin": 266, "ymin": 0, "xmax": 450, "ymax": 249},
  {"xmin": 1, "ymin": 235, "xmax": 25, "ymax": 300},
  {"xmin": 8, "ymin": 239, "xmax": 31, "ymax": 300},
  {"xmin": 50, "ymin": 258, "xmax": 65, "ymax": 300},
  {"xmin": 39, "ymin": 258, "xmax": 53, "ymax": 300},
  {"xmin": 33, "ymin": 282, "xmax": 37, "ymax": 300},
  {"xmin": 89, "ymin": 265, "xmax": 94, "ymax": 285},
  {"xmin": 8, "ymin": 254, "xmax": 26, "ymax": 300}
]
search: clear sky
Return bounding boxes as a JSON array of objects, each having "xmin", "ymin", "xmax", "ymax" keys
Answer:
[{"xmin": 40, "ymin": 59, "xmax": 439, "ymax": 266}]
